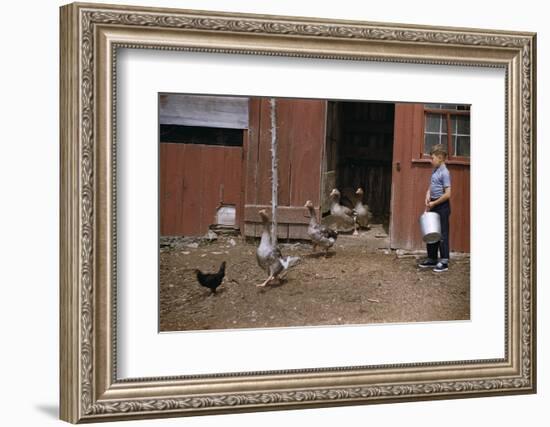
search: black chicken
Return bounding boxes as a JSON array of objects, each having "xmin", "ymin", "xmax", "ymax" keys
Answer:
[{"xmin": 194, "ymin": 261, "xmax": 226, "ymax": 294}]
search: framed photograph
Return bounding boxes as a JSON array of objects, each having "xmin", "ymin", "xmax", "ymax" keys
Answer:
[{"xmin": 60, "ymin": 2, "xmax": 537, "ymax": 423}]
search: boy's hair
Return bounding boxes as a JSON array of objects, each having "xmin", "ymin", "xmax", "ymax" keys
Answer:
[{"xmin": 430, "ymin": 143, "xmax": 448, "ymax": 158}]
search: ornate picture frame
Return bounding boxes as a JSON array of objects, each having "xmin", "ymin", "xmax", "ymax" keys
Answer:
[{"xmin": 60, "ymin": 2, "xmax": 536, "ymax": 423}]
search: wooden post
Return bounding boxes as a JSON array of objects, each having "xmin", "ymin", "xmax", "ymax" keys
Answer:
[{"xmin": 270, "ymin": 98, "xmax": 278, "ymax": 245}]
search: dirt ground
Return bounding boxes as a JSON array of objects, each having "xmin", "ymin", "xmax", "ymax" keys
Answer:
[{"xmin": 159, "ymin": 230, "xmax": 470, "ymax": 332}]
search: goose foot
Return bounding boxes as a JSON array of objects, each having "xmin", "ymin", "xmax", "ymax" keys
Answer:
[{"xmin": 257, "ymin": 275, "xmax": 275, "ymax": 287}]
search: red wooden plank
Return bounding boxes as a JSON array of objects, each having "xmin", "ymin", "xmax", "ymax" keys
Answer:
[
  {"xmin": 275, "ymin": 100, "xmax": 292, "ymax": 207},
  {"xmin": 238, "ymin": 132, "xmax": 248, "ymax": 232},
  {"xmin": 274, "ymin": 101, "xmax": 293, "ymax": 240},
  {"xmin": 390, "ymin": 103, "xmax": 412, "ymax": 249},
  {"xmin": 160, "ymin": 143, "xmax": 182, "ymax": 235},
  {"xmin": 410, "ymin": 104, "xmax": 428, "ymax": 249},
  {"xmin": 245, "ymin": 98, "xmax": 261, "ymax": 207},
  {"xmin": 201, "ymin": 146, "xmax": 225, "ymax": 232},
  {"xmin": 222, "ymin": 146, "xmax": 244, "ymax": 229},
  {"xmin": 277, "ymin": 101, "xmax": 290, "ymax": 240},
  {"xmin": 289, "ymin": 100, "xmax": 326, "ymax": 208},
  {"xmin": 159, "ymin": 144, "xmax": 167, "ymax": 235},
  {"xmin": 222, "ymin": 147, "xmax": 243, "ymax": 203},
  {"xmin": 449, "ymin": 165, "xmax": 459, "ymax": 252},
  {"xmin": 464, "ymin": 168, "xmax": 471, "ymax": 252},
  {"xmin": 288, "ymin": 224, "xmax": 309, "ymax": 240},
  {"xmin": 447, "ymin": 164, "xmax": 470, "ymax": 252},
  {"xmin": 159, "ymin": 144, "xmax": 166, "ymax": 234},
  {"xmin": 180, "ymin": 144, "xmax": 203, "ymax": 236},
  {"xmin": 244, "ymin": 98, "xmax": 262, "ymax": 238}
]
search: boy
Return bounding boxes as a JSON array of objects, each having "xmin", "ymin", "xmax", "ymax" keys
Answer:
[{"xmin": 418, "ymin": 144, "xmax": 451, "ymax": 273}]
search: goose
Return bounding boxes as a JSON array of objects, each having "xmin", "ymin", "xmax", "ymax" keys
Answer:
[
  {"xmin": 304, "ymin": 200, "xmax": 337, "ymax": 255},
  {"xmin": 329, "ymin": 188, "xmax": 355, "ymax": 231},
  {"xmin": 255, "ymin": 209, "xmax": 300, "ymax": 287},
  {"xmin": 353, "ymin": 187, "xmax": 373, "ymax": 235}
]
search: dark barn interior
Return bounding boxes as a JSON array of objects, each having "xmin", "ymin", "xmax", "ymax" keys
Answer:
[{"xmin": 322, "ymin": 101, "xmax": 395, "ymax": 228}]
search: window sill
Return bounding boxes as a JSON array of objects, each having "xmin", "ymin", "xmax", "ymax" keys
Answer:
[{"xmin": 412, "ymin": 158, "xmax": 471, "ymax": 166}]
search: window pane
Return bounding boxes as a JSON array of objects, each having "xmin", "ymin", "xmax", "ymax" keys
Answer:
[
  {"xmin": 424, "ymin": 133, "xmax": 448, "ymax": 154},
  {"xmin": 425, "ymin": 108, "xmax": 470, "ymax": 158},
  {"xmin": 455, "ymin": 115, "xmax": 470, "ymax": 134},
  {"xmin": 425, "ymin": 113, "xmax": 440, "ymax": 132},
  {"xmin": 424, "ymin": 133, "xmax": 440, "ymax": 154},
  {"xmin": 425, "ymin": 104, "xmax": 470, "ymax": 110},
  {"xmin": 439, "ymin": 134, "xmax": 448, "ymax": 152},
  {"xmin": 425, "ymin": 103, "xmax": 443, "ymax": 109},
  {"xmin": 455, "ymin": 135, "xmax": 470, "ymax": 157}
]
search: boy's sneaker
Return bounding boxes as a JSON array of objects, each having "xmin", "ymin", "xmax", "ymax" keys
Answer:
[
  {"xmin": 433, "ymin": 262, "xmax": 449, "ymax": 273},
  {"xmin": 418, "ymin": 259, "xmax": 437, "ymax": 268}
]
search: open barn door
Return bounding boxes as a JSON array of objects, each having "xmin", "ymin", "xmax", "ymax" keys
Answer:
[{"xmin": 390, "ymin": 103, "xmax": 425, "ymax": 250}]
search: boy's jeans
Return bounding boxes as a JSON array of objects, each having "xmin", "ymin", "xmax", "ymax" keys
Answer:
[{"xmin": 427, "ymin": 199, "xmax": 451, "ymax": 264}]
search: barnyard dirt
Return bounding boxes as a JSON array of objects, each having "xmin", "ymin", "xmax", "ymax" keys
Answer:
[{"xmin": 159, "ymin": 234, "xmax": 470, "ymax": 332}]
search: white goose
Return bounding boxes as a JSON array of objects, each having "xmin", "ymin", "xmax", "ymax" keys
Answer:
[
  {"xmin": 353, "ymin": 187, "xmax": 373, "ymax": 234},
  {"xmin": 255, "ymin": 209, "xmax": 300, "ymax": 287},
  {"xmin": 329, "ymin": 188, "xmax": 355, "ymax": 231}
]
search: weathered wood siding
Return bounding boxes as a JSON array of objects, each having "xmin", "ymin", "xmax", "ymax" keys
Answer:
[
  {"xmin": 159, "ymin": 94, "xmax": 249, "ymax": 129},
  {"xmin": 390, "ymin": 103, "xmax": 470, "ymax": 252},
  {"xmin": 244, "ymin": 97, "xmax": 326, "ymax": 239}
]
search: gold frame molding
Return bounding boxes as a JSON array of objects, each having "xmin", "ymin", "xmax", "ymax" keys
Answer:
[{"xmin": 60, "ymin": 2, "xmax": 537, "ymax": 423}]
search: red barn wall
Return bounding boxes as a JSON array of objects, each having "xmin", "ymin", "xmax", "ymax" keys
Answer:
[
  {"xmin": 160, "ymin": 143, "xmax": 243, "ymax": 236},
  {"xmin": 390, "ymin": 103, "xmax": 470, "ymax": 253}
]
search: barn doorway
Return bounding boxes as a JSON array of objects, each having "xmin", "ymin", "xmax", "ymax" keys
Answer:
[{"xmin": 322, "ymin": 101, "xmax": 395, "ymax": 237}]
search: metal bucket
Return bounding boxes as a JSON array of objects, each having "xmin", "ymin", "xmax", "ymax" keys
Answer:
[{"xmin": 419, "ymin": 211, "xmax": 441, "ymax": 243}]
